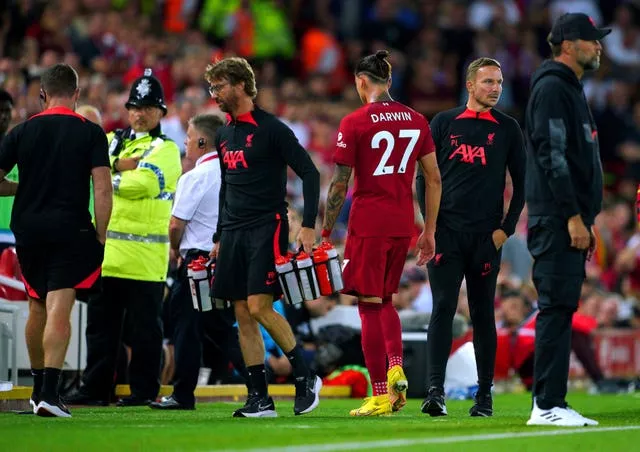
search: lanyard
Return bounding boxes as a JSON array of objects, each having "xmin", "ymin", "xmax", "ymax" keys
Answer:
[{"xmin": 197, "ymin": 154, "xmax": 218, "ymax": 166}]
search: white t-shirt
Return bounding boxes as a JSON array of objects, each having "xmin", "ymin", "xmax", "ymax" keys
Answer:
[{"xmin": 172, "ymin": 151, "xmax": 221, "ymax": 257}]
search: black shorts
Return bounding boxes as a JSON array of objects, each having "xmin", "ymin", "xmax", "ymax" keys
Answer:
[
  {"xmin": 213, "ymin": 219, "xmax": 289, "ymax": 301},
  {"xmin": 17, "ymin": 231, "xmax": 104, "ymax": 300}
]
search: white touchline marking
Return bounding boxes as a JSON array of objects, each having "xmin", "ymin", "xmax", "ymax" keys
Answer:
[{"xmin": 224, "ymin": 425, "xmax": 640, "ymax": 452}]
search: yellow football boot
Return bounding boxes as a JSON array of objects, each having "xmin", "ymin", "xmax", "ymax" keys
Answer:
[
  {"xmin": 349, "ymin": 395, "xmax": 392, "ymax": 416},
  {"xmin": 387, "ymin": 365, "xmax": 408, "ymax": 412}
]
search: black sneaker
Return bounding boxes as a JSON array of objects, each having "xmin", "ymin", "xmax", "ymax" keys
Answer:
[
  {"xmin": 294, "ymin": 375, "xmax": 322, "ymax": 416},
  {"xmin": 63, "ymin": 388, "xmax": 109, "ymax": 406},
  {"xmin": 116, "ymin": 395, "xmax": 153, "ymax": 407},
  {"xmin": 36, "ymin": 398, "xmax": 72, "ymax": 418},
  {"xmin": 421, "ymin": 386, "xmax": 447, "ymax": 417},
  {"xmin": 469, "ymin": 391, "xmax": 493, "ymax": 417},
  {"xmin": 232, "ymin": 393, "xmax": 277, "ymax": 418}
]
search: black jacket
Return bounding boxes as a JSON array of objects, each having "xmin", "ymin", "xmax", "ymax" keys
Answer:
[{"xmin": 525, "ymin": 60, "xmax": 603, "ymax": 225}]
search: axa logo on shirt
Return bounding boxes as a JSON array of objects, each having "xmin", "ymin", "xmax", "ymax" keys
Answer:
[
  {"xmin": 449, "ymin": 143, "xmax": 487, "ymax": 166},
  {"xmin": 223, "ymin": 150, "xmax": 248, "ymax": 169},
  {"xmin": 336, "ymin": 132, "xmax": 347, "ymax": 148}
]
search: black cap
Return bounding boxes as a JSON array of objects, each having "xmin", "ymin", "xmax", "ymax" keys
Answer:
[
  {"xmin": 548, "ymin": 13, "xmax": 611, "ymax": 44},
  {"xmin": 125, "ymin": 69, "xmax": 167, "ymax": 115}
]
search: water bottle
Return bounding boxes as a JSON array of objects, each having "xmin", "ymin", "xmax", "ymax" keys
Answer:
[
  {"xmin": 190, "ymin": 261, "xmax": 212, "ymax": 312},
  {"xmin": 208, "ymin": 259, "xmax": 230, "ymax": 309},
  {"xmin": 312, "ymin": 247, "xmax": 334, "ymax": 296},
  {"xmin": 321, "ymin": 241, "xmax": 344, "ymax": 292},
  {"xmin": 275, "ymin": 254, "xmax": 304, "ymax": 304},
  {"xmin": 296, "ymin": 252, "xmax": 320, "ymax": 301}
]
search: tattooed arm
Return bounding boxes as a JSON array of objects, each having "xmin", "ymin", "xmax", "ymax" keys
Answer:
[{"xmin": 322, "ymin": 164, "xmax": 353, "ymax": 233}]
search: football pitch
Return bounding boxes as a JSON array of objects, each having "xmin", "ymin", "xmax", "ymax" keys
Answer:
[{"xmin": 1, "ymin": 393, "xmax": 639, "ymax": 451}]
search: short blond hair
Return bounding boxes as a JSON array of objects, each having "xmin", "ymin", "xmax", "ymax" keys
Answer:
[
  {"xmin": 466, "ymin": 57, "xmax": 502, "ymax": 82},
  {"xmin": 204, "ymin": 57, "xmax": 257, "ymax": 99},
  {"xmin": 76, "ymin": 104, "xmax": 102, "ymax": 126}
]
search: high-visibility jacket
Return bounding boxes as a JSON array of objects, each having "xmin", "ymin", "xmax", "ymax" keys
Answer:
[{"xmin": 104, "ymin": 132, "xmax": 181, "ymax": 282}]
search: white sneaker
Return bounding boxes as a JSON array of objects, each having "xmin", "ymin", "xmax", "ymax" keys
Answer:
[
  {"xmin": 36, "ymin": 400, "xmax": 72, "ymax": 418},
  {"xmin": 527, "ymin": 401, "xmax": 596, "ymax": 427},
  {"xmin": 566, "ymin": 406, "xmax": 599, "ymax": 426}
]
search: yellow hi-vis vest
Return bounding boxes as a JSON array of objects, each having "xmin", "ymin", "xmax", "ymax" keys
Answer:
[{"xmin": 104, "ymin": 132, "xmax": 181, "ymax": 282}]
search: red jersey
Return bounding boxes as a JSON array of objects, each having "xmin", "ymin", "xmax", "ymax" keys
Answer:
[{"xmin": 334, "ymin": 101, "xmax": 435, "ymax": 237}]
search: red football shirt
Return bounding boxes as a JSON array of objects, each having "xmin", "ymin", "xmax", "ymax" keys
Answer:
[{"xmin": 334, "ymin": 101, "xmax": 435, "ymax": 237}]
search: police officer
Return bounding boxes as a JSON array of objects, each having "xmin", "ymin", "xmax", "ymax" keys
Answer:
[
  {"xmin": 66, "ymin": 69, "xmax": 181, "ymax": 407},
  {"xmin": 524, "ymin": 13, "xmax": 610, "ymax": 426},
  {"xmin": 149, "ymin": 114, "xmax": 248, "ymax": 410}
]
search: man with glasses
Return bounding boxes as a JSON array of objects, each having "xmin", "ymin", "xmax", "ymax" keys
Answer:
[{"xmin": 205, "ymin": 57, "xmax": 322, "ymax": 418}]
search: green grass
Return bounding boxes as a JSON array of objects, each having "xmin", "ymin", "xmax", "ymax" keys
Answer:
[{"xmin": 1, "ymin": 393, "xmax": 639, "ymax": 451}]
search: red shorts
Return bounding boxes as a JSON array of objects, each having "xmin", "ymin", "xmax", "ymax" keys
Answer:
[{"xmin": 342, "ymin": 235, "xmax": 411, "ymax": 298}]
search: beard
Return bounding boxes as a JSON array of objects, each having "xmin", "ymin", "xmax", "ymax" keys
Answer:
[
  {"xmin": 217, "ymin": 92, "xmax": 238, "ymax": 113},
  {"xmin": 582, "ymin": 56, "xmax": 600, "ymax": 71},
  {"xmin": 578, "ymin": 51, "xmax": 600, "ymax": 71}
]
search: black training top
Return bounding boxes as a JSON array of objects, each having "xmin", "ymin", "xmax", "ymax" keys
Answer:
[
  {"xmin": 0, "ymin": 106, "xmax": 110, "ymax": 246},
  {"xmin": 214, "ymin": 107, "xmax": 320, "ymax": 237},
  {"xmin": 525, "ymin": 60, "xmax": 603, "ymax": 225},
  {"xmin": 416, "ymin": 106, "xmax": 526, "ymax": 236}
]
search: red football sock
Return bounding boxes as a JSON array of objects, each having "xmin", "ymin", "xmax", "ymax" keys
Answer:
[
  {"xmin": 381, "ymin": 296, "xmax": 403, "ymax": 368},
  {"xmin": 358, "ymin": 301, "xmax": 387, "ymax": 396}
]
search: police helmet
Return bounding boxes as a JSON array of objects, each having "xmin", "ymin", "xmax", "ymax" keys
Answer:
[{"xmin": 125, "ymin": 68, "xmax": 167, "ymax": 115}]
